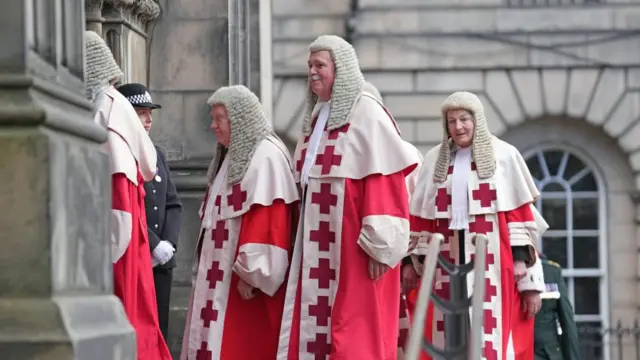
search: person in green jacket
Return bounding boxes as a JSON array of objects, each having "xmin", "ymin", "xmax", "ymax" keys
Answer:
[{"xmin": 534, "ymin": 253, "xmax": 581, "ymax": 360}]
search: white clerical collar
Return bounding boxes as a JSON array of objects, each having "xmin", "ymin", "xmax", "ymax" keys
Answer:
[
  {"xmin": 449, "ymin": 147, "xmax": 472, "ymax": 230},
  {"xmin": 301, "ymin": 102, "xmax": 331, "ymax": 186},
  {"xmin": 312, "ymin": 100, "xmax": 331, "ymax": 117},
  {"xmin": 202, "ymin": 156, "xmax": 230, "ymax": 229}
]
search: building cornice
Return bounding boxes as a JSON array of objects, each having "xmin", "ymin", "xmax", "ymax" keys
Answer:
[{"xmin": 104, "ymin": 0, "xmax": 160, "ymax": 23}]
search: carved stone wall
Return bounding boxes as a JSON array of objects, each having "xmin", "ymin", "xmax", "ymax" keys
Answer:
[
  {"xmin": 1, "ymin": 0, "xmax": 136, "ymax": 358},
  {"xmin": 85, "ymin": 0, "xmax": 160, "ymax": 84}
]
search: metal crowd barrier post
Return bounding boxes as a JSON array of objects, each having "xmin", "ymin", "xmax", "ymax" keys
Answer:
[
  {"xmin": 404, "ymin": 233, "xmax": 490, "ymax": 360},
  {"xmin": 405, "ymin": 233, "xmax": 444, "ymax": 360},
  {"xmin": 469, "ymin": 234, "xmax": 488, "ymax": 360}
]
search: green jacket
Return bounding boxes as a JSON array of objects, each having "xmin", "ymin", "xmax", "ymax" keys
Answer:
[{"xmin": 534, "ymin": 259, "xmax": 581, "ymax": 360}]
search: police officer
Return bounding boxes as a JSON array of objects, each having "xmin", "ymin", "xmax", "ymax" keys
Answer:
[
  {"xmin": 534, "ymin": 253, "xmax": 580, "ymax": 360},
  {"xmin": 117, "ymin": 83, "xmax": 183, "ymax": 341}
]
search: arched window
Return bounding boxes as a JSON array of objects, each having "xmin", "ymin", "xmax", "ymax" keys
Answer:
[{"xmin": 524, "ymin": 148, "xmax": 607, "ymax": 359}]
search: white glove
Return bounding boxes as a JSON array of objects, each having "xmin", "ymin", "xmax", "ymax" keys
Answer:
[{"xmin": 152, "ymin": 240, "xmax": 175, "ymax": 266}]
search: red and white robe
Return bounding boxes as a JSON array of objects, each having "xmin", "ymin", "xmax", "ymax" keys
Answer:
[
  {"xmin": 404, "ymin": 142, "xmax": 424, "ymax": 200},
  {"xmin": 408, "ymin": 136, "xmax": 546, "ymax": 360},
  {"xmin": 398, "ymin": 142, "xmax": 424, "ymax": 357},
  {"xmin": 181, "ymin": 136, "xmax": 300, "ymax": 360},
  {"xmin": 278, "ymin": 93, "xmax": 420, "ymax": 360},
  {"xmin": 95, "ymin": 86, "xmax": 172, "ymax": 360}
]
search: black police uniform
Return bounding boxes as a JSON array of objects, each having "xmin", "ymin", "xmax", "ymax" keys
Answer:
[{"xmin": 117, "ymin": 83, "xmax": 183, "ymax": 341}]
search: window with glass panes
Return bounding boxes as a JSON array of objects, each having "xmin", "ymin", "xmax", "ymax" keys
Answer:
[{"xmin": 524, "ymin": 149, "xmax": 605, "ymax": 359}]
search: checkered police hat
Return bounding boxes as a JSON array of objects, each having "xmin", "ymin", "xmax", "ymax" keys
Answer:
[{"xmin": 116, "ymin": 83, "xmax": 162, "ymax": 109}]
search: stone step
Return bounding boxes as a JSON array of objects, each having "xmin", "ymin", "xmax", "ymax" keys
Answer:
[
  {"xmin": 353, "ymin": 31, "xmax": 640, "ymax": 71},
  {"xmin": 355, "ymin": 4, "xmax": 640, "ymax": 35},
  {"xmin": 273, "ymin": 0, "xmax": 351, "ymax": 16},
  {"xmin": 273, "ymin": 14, "xmax": 346, "ymax": 40},
  {"xmin": 272, "ymin": 5, "xmax": 350, "ymax": 75},
  {"xmin": 359, "ymin": 0, "xmax": 501, "ymax": 8}
]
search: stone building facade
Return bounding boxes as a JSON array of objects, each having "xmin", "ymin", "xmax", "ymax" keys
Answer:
[
  {"xmin": 1, "ymin": 0, "xmax": 137, "ymax": 358},
  {"xmin": 272, "ymin": 0, "xmax": 640, "ymax": 358}
]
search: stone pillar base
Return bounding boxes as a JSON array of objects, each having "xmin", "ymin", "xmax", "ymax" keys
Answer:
[
  {"xmin": 0, "ymin": 296, "xmax": 135, "ymax": 360},
  {"xmin": 0, "ymin": 0, "xmax": 138, "ymax": 353}
]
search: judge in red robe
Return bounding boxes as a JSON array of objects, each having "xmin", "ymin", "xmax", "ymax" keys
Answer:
[
  {"xmin": 407, "ymin": 91, "xmax": 548, "ymax": 360},
  {"xmin": 180, "ymin": 85, "xmax": 300, "ymax": 360},
  {"xmin": 363, "ymin": 79, "xmax": 423, "ymax": 357},
  {"xmin": 85, "ymin": 31, "xmax": 172, "ymax": 360},
  {"xmin": 279, "ymin": 35, "xmax": 421, "ymax": 360}
]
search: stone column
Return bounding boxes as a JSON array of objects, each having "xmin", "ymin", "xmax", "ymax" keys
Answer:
[
  {"xmin": 259, "ymin": 0, "xmax": 273, "ymax": 123},
  {"xmin": 0, "ymin": 0, "xmax": 136, "ymax": 359},
  {"xmin": 101, "ymin": 0, "xmax": 160, "ymax": 84},
  {"xmin": 86, "ymin": 0, "xmax": 105, "ymax": 33},
  {"xmin": 148, "ymin": 0, "xmax": 264, "ymax": 356}
]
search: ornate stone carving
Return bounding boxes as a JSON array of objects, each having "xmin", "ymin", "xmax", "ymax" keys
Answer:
[
  {"xmin": 104, "ymin": 0, "xmax": 161, "ymax": 26},
  {"xmin": 2, "ymin": 0, "xmax": 137, "ymax": 358},
  {"xmin": 85, "ymin": 0, "xmax": 105, "ymax": 33}
]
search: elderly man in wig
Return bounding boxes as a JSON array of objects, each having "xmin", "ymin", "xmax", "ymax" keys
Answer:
[
  {"xmin": 278, "ymin": 35, "xmax": 420, "ymax": 359},
  {"xmin": 85, "ymin": 31, "xmax": 172, "ymax": 360},
  {"xmin": 408, "ymin": 91, "xmax": 547, "ymax": 360},
  {"xmin": 181, "ymin": 85, "xmax": 299, "ymax": 360},
  {"xmin": 363, "ymin": 80, "xmax": 423, "ymax": 356}
]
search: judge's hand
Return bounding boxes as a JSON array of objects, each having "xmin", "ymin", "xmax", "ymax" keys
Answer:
[
  {"xmin": 521, "ymin": 290, "xmax": 542, "ymax": 318},
  {"xmin": 401, "ymin": 264, "xmax": 419, "ymax": 293},
  {"xmin": 368, "ymin": 258, "xmax": 390, "ymax": 281},
  {"xmin": 514, "ymin": 260, "xmax": 527, "ymax": 282},
  {"xmin": 237, "ymin": 278, "xmax": 255, "ymax": 300}
]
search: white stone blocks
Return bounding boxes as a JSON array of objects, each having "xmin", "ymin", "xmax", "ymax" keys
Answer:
[
  {"xmin": 484, "ymin": 71, "xmax": 524, "ymax": 126},
  {"xmin": 416, "ymin": 120, "xmax": 444, "ymax": 144},
  {"xmin": 273, "ymin": 16, "xmax": 345, "ymax": 40},
  {"xmin": 541, "ymin": 70, "xmax": 568, "ymax": 115},
  {"xmin": 365, "ymin": 72, "xmax": 414, "ymax": 93},
  {"xmin": 617, "ymin": 119, "xmax": 640, "ymax": 152},
  {"xmin": 360, "ymin": 36, "xmax": 529, "ymax": 70},
  {"xmin": 477, "ymin": 94, "xmax": 507, "ymax": 136},
  {"xmin": 566, "ymin": 69, "xmax": 600, "ymax": 119},
  {"xmin": 354, "ymin": 38, "xmax": 382, "ymax": 69},
  {"xmin": 495, "ymin": 8, "xmax": 616, "ymax": 32},
  {"xmin": 511, "ymin": 70, "xmax": 544, "ymax": 120},
  {"xmin": 628, "ymin": 151, "xmax": 640, "ymax": 172},
  {"xmin": 273, "ymin": 42, "xmax": 309, "ymax": 73},
  {"xmin": 354, "ymin": 6, "xmax": 640, "ymax": 70},
  {"xmin": 586, "ymin": 68, "xmax": 625, "ymax": 125},
  {"xmin": 415, "ymin": 71, "xmax": 483, "ymax": 93},
  {"xmin": 396, "ymin": 120, "xmax": 416, "ymax": 142},
  {"xmin": 272, "ymin": 78, "xmax": 308, "ymax": 133},
  {"xmin": 416, "ymin": 144, "xmax": 434, "ymax": 155},
  {"xmin": 357, "ymin": 9, "xmax": 496, "ymax": 35},
  {"xmin": 384, "ymin": 94, "xmax": 444, "ymax": 118},
  {"xmin": 359, "ymin": 0, "xmax": 501, "ymax": 7},
  {"xmin": 273, "ymin": 0, "xmax": 350, "ymax": 16},
  {"xmin": 356, "ymin": 6, "xmax": 640, "ymax": 35},
  {"xmin": 604, "ymin": 92, "xmax": 640, "ymax": 138},
  {"xmin": 627, "ymin": 68, "xmax": 640, "ymax": 90}
]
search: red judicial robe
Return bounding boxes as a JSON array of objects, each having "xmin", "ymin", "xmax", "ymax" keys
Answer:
[
  {"xmin": 408, "ymin": 137, "xmax": 547, "ymax": 360},
  {"xmin": 397, "ymin": 142, "xmax": 424, "ymax": 357},
  {"xmin": 279, "ymin": 93, "xmax": 420, "ymax": 359},
  {"xmin": 181, "ymin": 136, "xmax": 300, "ymax": 360},
  {"xmin": 113, "ymin": 173, "xmax": 173, "ymax": 360},
  {"xmin": 94, "ymin": 85, "xmax": 172, "ymax": 360}
]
